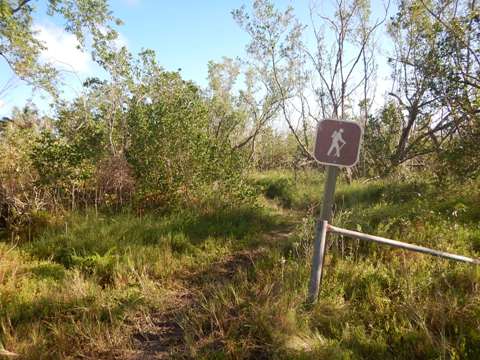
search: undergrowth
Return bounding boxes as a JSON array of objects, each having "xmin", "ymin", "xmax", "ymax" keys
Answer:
[
  {"xmin": 1, "ymin": 170, "xmax": 479, "ymax": 358},
  {"xmin": 183, "ymin": 170, "xmax": 480, "ymax": 359},
  {"xmin": 0, "ymin": 205, "xmax": 281, "ymax": 358}
]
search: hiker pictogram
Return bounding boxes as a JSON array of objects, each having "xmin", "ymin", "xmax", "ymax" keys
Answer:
[
  {"xmin": 327, "ymin": 128, "xmax": 346, "ymax": 157},
  {"xmin": 314, "ymin": 119, "xmax": 363, "ymax": 167}
]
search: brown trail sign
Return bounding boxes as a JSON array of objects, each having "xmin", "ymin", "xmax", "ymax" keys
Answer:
[
  {"xmin": 314, "ymin": 119, "xmax": 362, "ymax": 167},
  {"xmin": 308, "ymin": 119, "xmax": 479, "ymax": 304}
]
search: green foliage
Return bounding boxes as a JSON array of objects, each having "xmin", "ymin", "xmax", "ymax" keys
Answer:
[
  {"xmin": 251, "ymin": 170, "xmax": 325, "ymax": 210},
  {"xmin": 0, "ymin": 0, "xmax": 120, "ymax": 94},
  {"xmin": 0, "ymin": 203, "xmax": 280, "ymax": 357},
  {"xmin": 2, "ymin": 0, "xmax": 480, "ymax": 356},
  {"xmin": 126, "ymin": 71, "xmax": 250, "ymax": 207},
  {"xmin": 252, "ymin": 129, "xmax": 302, "ymax": 170},
  {"xmin": 435, "ymin": 118, "xmax": 480, "ymax": 181},
  {"xmin": 386, "ymin": 0, "xmax": 480, "ymax": 176},
  {"xmin": 0, "ymin": 108, "xmax": 43, "ymax": 233},
  {"xmin": 254, "ymin": 173, "xmax": 294, "ymax": 207},
  {"xmin": 0, "ymin": 48, "xmax": 255, "ymax": 233},
  {"xmin": 180, "ymin": 172, "xmax": 480, "ymax": 359},
  {"xmin": 31, "ymin": 126, "xmax": 102, "ymax": 188},
  {"xmin": 1, "ymin": 170, "xmax": 480, "ymax": 357},
  {"xmin": 206, "ymin": 57, "xmax": 249, "ymax": 147},
  {"xmin": 362, "ymin": 103, "xmax": 402, "ymax": 176}
]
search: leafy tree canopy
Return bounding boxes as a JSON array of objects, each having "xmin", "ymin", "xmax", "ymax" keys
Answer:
[{"xmin": 0, "ymin": 0, "xmax": 121, "ymax": 94}]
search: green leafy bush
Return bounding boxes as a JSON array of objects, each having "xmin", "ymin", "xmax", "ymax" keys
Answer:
[
  {"xmin": 254, "ymin": 175, "xmax": 294, "ymax": 207},
  {"xmin": 126, "ymin": 71, "xmax": 252, "ymax": 208}
]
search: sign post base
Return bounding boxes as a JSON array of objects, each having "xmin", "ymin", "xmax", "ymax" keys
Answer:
[{"xmin": 308, "ymin": 166, "xmax": 338, "ymax": 303}]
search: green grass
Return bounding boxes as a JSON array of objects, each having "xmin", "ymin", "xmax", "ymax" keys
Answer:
[
  {"xmin": 0, "ymin": 205, "xmax": 282, "ymax": 358},
  {"xmin": 181, "ymin": 170, "xmax": 480, "ymax": 359},
  {"xmin": 1, "ymin": 170, "xmax": 479, "ymax": 358},
  {"xmin": 250, "ymin": 169, "xmax": 326, "ymax": 210}
]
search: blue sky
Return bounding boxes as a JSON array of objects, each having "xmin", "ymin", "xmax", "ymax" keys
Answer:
[
  {"xmin": 0, "ymin": 0, "xmax": 259, "ymax": 117},
  {"xmin": 112, "ymin": 0, "xmax": 253, "ymax": 86},
  {"xmin": 0, "ymin": 0, "xmax": 393, "ymax": 117}
]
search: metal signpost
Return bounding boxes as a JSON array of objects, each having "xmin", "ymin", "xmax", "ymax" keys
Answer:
[
  {"xmin": 308, "ymin": 119, "xmax": 363, "ymax": 303},
  {"xmin": 308, "ymin": 119, "xmax": 480, "ymax": 304}
]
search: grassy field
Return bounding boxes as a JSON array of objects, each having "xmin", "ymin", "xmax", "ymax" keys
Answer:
[{"xmin": 1, "ymin": 170, "xmax": 479, "ymax": 359}]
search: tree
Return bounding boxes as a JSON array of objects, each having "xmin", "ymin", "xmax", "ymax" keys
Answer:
[
  {"xmin": 206, "ymin": 57, "xmax": 281, "ymax": 160},
  {"xmin": 233, "ymin": 0, "xmax": 311, "ymax": 158},
  {"xmin": 234, "ymin": 0, "xmax": 388, "ymax": 172},
  {"xmin": 362, "ymin": 102, "xmax": 403, "ymax": 176},
  {"xmin": 0, "ymin": 106, "xmax": 44, "ymax": 234},
  {"xmin": 421, "ymin": 0, "xmax": 480, "ymax": 179},
  {"xmin": 126, "ymin": 70, "xmax": 248, "ymax": 207},
  {"xmin": 30, "ymin": 109, "xmax": 104, "ymax": 211},
  {"xmin": 0, "ymin": 0, "xmax": 121, "ymax": 94},
  {"xmin": 387, "ymin": 0, "xmax": 479, "ymax": 175}
]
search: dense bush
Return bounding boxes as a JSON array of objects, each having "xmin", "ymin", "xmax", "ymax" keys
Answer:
[
  {"xmin": 0, "ymin": 71, "xmax": 254, "ymax": 238},
  {"xmin": 0, "ymin": 112, "xmax": 43, "ymax": 236},
  {"xmin": 254, "ymin": 175, "xmax": 294, "ymax": 207},
  {"xmin": 126, "ymin": 72, "xmax": 252, "ymax": 209}
]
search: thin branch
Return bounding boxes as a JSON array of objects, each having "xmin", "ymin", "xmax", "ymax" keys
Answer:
[
  {"xmin": 12, "ymin": 0, "xmax": 32, "ymax": 14},
  {"xmin": 419, "ymin": 0, "xmax": 480, "ymax": 67}
]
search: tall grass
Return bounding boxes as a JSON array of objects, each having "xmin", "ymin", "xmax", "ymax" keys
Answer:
[
  {"xmin": 1, "ymin": 170, "xmax": 479, "ymax": 358},
  {"xmin": 180, "ymin": 170, "xmax": 480, "ymax": 359},
  {"xmin": 0, "ymin": 205, "xmax": 280, "ymax": 358}
]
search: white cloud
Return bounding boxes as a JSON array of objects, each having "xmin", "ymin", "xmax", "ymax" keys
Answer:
[
  {"xmin": 0, "ymin": 99, "xmax": 4, "ymax": 109},
  {"xmin": 34, "ymin": 23, "xmax": 92, "ymax": 74}
]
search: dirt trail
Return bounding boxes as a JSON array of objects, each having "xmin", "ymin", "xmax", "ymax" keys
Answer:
[
  {"xmin": 128, "ymin": 292, "xmax": 191, "ymax": 359},
  {"xmin": 124, "ymin": 250, "xmax": 263, "ymax": 359},
  {"xmin": 125, "ymin": 221, "xmax": 297, "ymax": 359}
]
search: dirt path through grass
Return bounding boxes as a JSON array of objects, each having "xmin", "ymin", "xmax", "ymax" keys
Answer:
[
  {"xmin": 5, "ymin": 173, "xmax": 479, "ymax": 358},
  {"xmin": 126, "ymin": 212, "xmax": 297, "ymax": 359}
]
